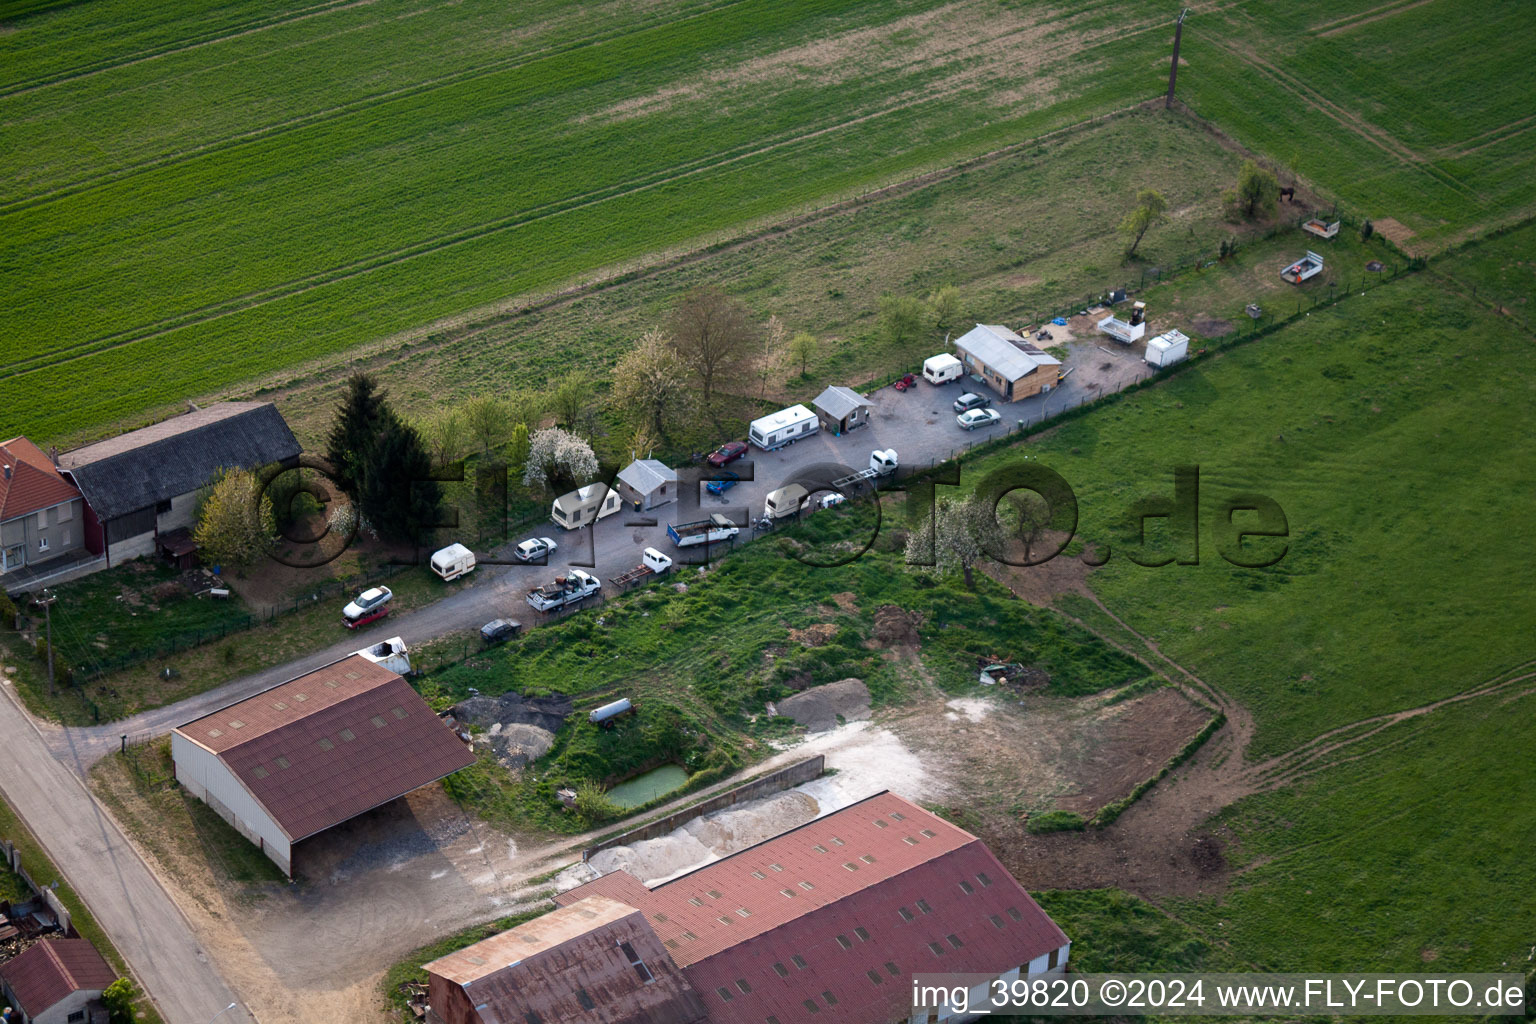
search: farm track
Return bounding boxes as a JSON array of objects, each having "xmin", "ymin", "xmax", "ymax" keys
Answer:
[
  {"xmin": 0, "ymin": 0, "xmax": 378, "ymax": 98},
  {"xmin": 1205, "ymin": 36, "xmax": 1479, "ymax": 204},
  {"xmin": 1446, "ymin": 114, "xmax": 1536, "ymax": 158},
  {"xmin": 0, "ymin": 0, "xmax": 739, "ymax": 212},
  {"xmin": 1, "ymin": 0, "xmax": 1196, "ymax": 381},
  {"xmin": 1311, "ymin": 0, "xmax": 1440, "ymax": 37}
]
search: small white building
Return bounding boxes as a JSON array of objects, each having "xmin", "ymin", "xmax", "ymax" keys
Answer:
[
  {"xmin": 551, "ymin": 483, "xmax": 621, "ymax": 529},
  {"xmin": 748, "ymin": 404, "xmax": 818, "ymax": 451},
  {"xmin": 1144, "ymin": 329, "xmax": 1189, "ymax": 368},
  {"xmin": 171, "ymin": 655, "xmax": 474, "ymax": 876},
  {"xmin": 614, "ymin": 459, "xmax": 676, "ymax": 512}
]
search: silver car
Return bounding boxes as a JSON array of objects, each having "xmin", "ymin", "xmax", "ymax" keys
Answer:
[
  {"xmin": 956, "ymin": 408, "xmax": 1002, "ymax": 430},
  {"xmin": 514, "ymin": 537, "xmax": 559, "ymax": 562}
]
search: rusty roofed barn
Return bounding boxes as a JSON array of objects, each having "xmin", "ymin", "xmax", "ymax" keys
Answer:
[
  {"xmin": 170, "ymin": 655, "xmax": 475, "ymax": 876},
  {"xmin": 424, "ymin": 792, "xmax": 1069, "ymax": 1024}
]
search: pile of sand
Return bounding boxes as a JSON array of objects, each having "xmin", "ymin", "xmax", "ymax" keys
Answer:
[{"xmin": 776, "ymin": 678, "xmax": 871, "ymax": 732}]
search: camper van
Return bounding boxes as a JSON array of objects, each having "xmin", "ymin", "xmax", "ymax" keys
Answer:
[
  {"xmin": 551, "ymin": 483, "xmax": 621, "ymax": 530},
  {"xmin": 748, "ymin": 404, "xmax": 819, "ymax": 452},
  {"xmin": 764, "ymin": 483, "xmax": 811, "ymax": 520},
  {"xmin": 923, "ymin": 353, "xmax": 963, "ymax": 385},
  {"xmin": 429, "ymin": 543, "xmax": 476, "ymax": 581}
]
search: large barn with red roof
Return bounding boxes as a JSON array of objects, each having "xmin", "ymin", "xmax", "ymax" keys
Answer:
[
  {"xmin": 424, "ymin": 791, "xmax": 1069, "ymax": 1024},
  {"xmin": 171, "ymin": 654, "xmax": 475, "ymax": 876}
]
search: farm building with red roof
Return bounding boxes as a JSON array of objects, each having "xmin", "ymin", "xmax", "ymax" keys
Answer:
[
  {"xmin": 0, "ymin": 937, "xmax": 117, "ymax": 1024},
  {"xmin": 425, "ymin": 791, "xmax": 1069, "ymax": 1024},
  {"xmin": 171, "ymin": 654, "xmax": 475, "ymax": 876}
]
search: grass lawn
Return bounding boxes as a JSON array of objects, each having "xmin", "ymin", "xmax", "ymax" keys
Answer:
[
  {"xmin": 12, "ymin": 560, "xmax": 451, "ymax": 725},
  {"xmin": 0, "ymin": 796, "xmax": 166, "ymax": 1024}
]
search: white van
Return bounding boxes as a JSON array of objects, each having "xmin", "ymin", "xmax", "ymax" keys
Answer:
[
  {"xmin": 551, "ymin": 483, "xmax": 621, "ymax": 530},
  {"xmin": 923, "ymin": 353, "xmax": 963, "ymax": 385},
  {"xmin": 430, "ymin": 543, "xmax": 476, "ymax": 581},
  {"xmin": 764, "ymin": 483, "xmax": 811, "ymax": 520},
  {"xmin": 749, "ymin": 404, "xmax": 819, "ymax": 451}
]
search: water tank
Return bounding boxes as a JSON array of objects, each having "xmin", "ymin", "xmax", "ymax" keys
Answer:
[{"xmin": 589, "ymin": 698, "xmax": 634, "ymax": 724}]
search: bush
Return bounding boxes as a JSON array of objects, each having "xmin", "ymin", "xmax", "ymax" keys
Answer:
[
  {"xmin": 0, "ymin": 591, "xmax": 15, "ymax": 628},
  {"xmin": 101, "ymin": 977, "xmax": 137, "ymax": 1024},
  {"xmin": 573, "ymin": 779, "xmax": 621, "ymax": 824},
  {"xmin": 1027, "ymin": 809, "xmax": 1087, "ymax": 833}
]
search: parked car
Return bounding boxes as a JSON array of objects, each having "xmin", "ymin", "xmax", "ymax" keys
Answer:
[
  {"xmin": 480, "ymin": 619, "xmax": 523, "ymax": 645},
  {"xmin": 342, "ymin": 586, "xmax": 392, "ymax": 628},
  {"xmin": 706, "ymin": 471, "xmax": 740, "ymax": 496},
  {"xmin": 816, "ymin": 492, "xmax": 847, "ymax": 510},
  {"xmin": 514, "ymin": 537, "xmax": 558, "ymax": 562},
  {"xmin": 706, "ymin": 441, "xmax": 748, "ymax": 467},
  {"xmin": 893, "ymin": 373, "xmax": 917, "ymax": 392},
  {"xmin": 952, "ymin": 392, "xmax": 992, "ymax": 414},
  {"xmin": 956, "ymin": 407, "xmax": 1002, "ymax": 431}
]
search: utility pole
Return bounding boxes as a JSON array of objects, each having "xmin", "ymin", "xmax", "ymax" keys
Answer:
[
  {"xmin": 40, "ymin": 588, "xmax": 56, "ymax": 694},
  {"xmin": 1166, "ymin": 8, "xmax": 1189, "ymax": 108}
]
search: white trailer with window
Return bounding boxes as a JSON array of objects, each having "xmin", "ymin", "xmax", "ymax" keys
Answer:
[
  {"xmin": 748, "ymin": 404, "xmax": 818, "ymax": 452},
  {"xmin": 551, "ymin": 483, "xmax": 621, "ymax": 530},
  {"xmin": 923, "ymin": 353, "xmax": 964, "ymax": 385},
  {"xmin": 429, "ymin": 542, "xmax": 475, "ymax": 581}
]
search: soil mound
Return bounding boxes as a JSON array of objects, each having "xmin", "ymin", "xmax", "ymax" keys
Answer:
[{"xmin": 776, "ymin": 678, "xmax": 871, "ymax": 732}]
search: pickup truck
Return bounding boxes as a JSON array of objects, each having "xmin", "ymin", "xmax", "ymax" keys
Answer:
[
  {"xmin": 667, "ymin": 513, "xmax": 740, "ymax": 548},
  {"xmin": 526, "ymin": 569, "xmax": 601, "ymax": 612},
  {"xmin": 610, "ymin": 548, "xmax": 673, "ymax": 588}
]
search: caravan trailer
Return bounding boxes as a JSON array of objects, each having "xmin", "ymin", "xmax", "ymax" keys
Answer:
[
  {"xmin": 551, "ymin": 483, "xmax": 621, "ymax": 530},
  {"xmin": 429, "ymin": 543, "xmax": 476, "ymax": 581},
  {"xmin": 748, "ymin": 404, "xmax": 819, "ymax": 452},
  {"xmin": 923, "ymin": 353, "xmax": 964, "ymax": 385}
]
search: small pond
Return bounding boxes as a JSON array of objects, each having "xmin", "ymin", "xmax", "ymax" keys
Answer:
[{"xmin": 606, "ymin": 763, "xmax": 689, "ymax": 808}]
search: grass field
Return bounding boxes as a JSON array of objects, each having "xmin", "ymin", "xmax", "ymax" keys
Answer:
[
  {"xmin": 2, "ymin": 0, "xmax": 1179, "ymax": 442},
  {"xmin": 1181, "ymin": 0, "xmax": 1536, "ymax": 248}
]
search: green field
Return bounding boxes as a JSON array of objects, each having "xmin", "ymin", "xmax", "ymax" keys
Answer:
[{"xmin": 2, "ymin": 0, "xmax": 1178, "ymax": 442}]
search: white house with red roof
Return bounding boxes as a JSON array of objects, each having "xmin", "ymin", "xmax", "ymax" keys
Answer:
[
  {"xmin": 0, "ymin": 937, "xmax": 117, "ymax": 1024},
  {"xmin": 425, "ymin": 791, "xmax": 1069, "ymax": 1024},
  {"xmin": 0, "ymin": 437, "xmax": 92, "ymax": 591}
]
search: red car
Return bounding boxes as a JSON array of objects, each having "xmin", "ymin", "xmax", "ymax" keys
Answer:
[
  {"xmin": 706, "ymin": 441, "xmax": 748, "ymax": 468},
  {"xmin": 893, "ymin": 373, "xmax": 917, "ymax": 391}
]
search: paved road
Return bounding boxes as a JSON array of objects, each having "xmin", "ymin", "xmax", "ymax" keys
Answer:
[
  {"xmin": 41, "ymin": 364, "xmax": 1120, "ymax": 773},
  {"xmin": 0, "ymin": 681, "xmax": 255, "ymax": 1024}
]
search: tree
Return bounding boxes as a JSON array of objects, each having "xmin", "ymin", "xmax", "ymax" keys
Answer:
[
  {"xmin": 928, "ymin": 285, "xmax": 962, "ymax": 335},
  {"xmin": 787, "ymin": 331, "xmax": 818, "ymax": 378},
  {"xmin": 507, "ymin": 422, "xmax": 531, "ymax": 474},
  {"xmin": 668, "ymin": 286, "xmax": 756, "ymax": 408},
  {"xmin": 878, "ymin": 293, "xmax": 930, "ymax": 357},
  {"xmin": 550, "ymin": 372, "xmax": 592, "ymax": 431},
  {"xmin": 1235, "ymin": 160, "xmax": 1279, "ymax": 220},
  {"xmin": 460, "ymin": 394, "xmax": 510, "ymax": 454},
  {"xmin": 194, "ymin": 467, "xmax": 274, "ymax": 570},
  {"xmin": 906, "ymin": 495, "xmax": 1002, "ymax": 591},
  {"xmin": 612, "ymin": 327, "xmax": 693, "ymax": 439},
  {"xmin": 506, "ymin": 388, "xmax": 545, "ymax": 435},
  {"xmin": 418, "ymin": 406, "xmax": 467, "ymax": 467},
  {"xmin": 1007, "ymin": 490, "xmax": 1052, "ymax": 564},
  {"xmin": 756, "ymin": 314, "xmax": 787, "ymax": 399},
  {"xmin": 324, "ymin": 373, "xmax": 388, "ymax": 496},
  {"xmin": 357, "ymin": 417, "xmax": 442, "ymax": 543},
  {"xmin": 101, "ymin": 978, "xmax": 138, "ymax": 1024},
  {"xmin": 523, "ymin": 427, "xmax": 598, "ymax": 493},
  {"xmin": 1119, "ymin": 188, "xmax": 1168, "ymax": 259}
]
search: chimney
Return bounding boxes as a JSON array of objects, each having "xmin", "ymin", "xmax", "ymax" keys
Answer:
[
  {"xmin": 3, "ymin": 465, "xmax": 10, "ymax": 481},
  {"xmin": 49, "ymin": 445, "xmax": 59, "ymax": 466}
]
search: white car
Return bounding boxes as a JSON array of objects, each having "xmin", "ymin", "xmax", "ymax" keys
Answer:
[
  {"xmin": 514, "ymin": 536, "xmax": 559, "ymax": 562},
  {"xmin": 816, "ymin": 492, "xmax": 846, "ymax": 510},
  {"xmin": 956, "ymin": 407, "xmax": 1002, "ymax": 431},
  {"xmin": 342, "ymin": 586, "xmax": 392, "ymax": 626}
]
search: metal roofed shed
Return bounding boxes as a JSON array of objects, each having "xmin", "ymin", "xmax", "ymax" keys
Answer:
[
  {"xmin": 170, "ymin": 654, "xmax": 474, "ymax": 876},
  {"xmin": 424, "ymin": 896, "xmax": 708, "ymax": 1024},
  {"xmin": 1144, "ymin": 329, "xmax": 1190, "ymax": 368},
  {"xmin": 748, "ymin": 404, "xmax": 818, "ymax": 452},
  {"xmin": 615, "ymin": 458, "xmax": 677, "ymax": 512},
  {"xmin": 552, "ymin": 790, "xmax": 1071, "ymax": 1024},
  {"xmin": 952, "ymin": 324, "xmax": 1062, "ymax": 402},
  {"xmin": 810, "ymin": 386, "xmax": 871, "ymax": 435}
]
